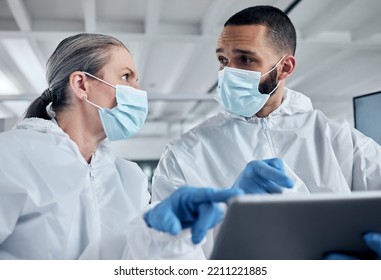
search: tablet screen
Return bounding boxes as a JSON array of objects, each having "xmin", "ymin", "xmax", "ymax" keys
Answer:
[{"xmin": 211, "ymin": 191, "xmax": 381, "ymax": 260}]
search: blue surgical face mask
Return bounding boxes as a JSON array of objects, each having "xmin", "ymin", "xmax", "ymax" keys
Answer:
[
  {"xmin": 83, "ymin": 72, "xmax": 148, "ymax": 141},
  {"xmin": 216, "ymin": 56, "xmax": 285, "ymax": 117}
]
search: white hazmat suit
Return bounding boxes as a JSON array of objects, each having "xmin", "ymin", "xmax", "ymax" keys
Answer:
[
  {"xmin": 0, "ymin": 118, "xmax": 203, "ymax": 259},
  {"xmin": 152, "ymin": 88, "xmax": 381, "ymax": 257}
]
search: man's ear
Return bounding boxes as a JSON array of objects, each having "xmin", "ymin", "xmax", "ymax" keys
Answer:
[
  {"xmin": 278, "ymin": 55, "xmax": 296, "ymax": 81},
  {"xmin": 69, "ymin": 71, "xmax": 89, "ymax": 100}
]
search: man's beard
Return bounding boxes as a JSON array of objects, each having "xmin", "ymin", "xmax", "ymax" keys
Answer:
[{"xmin": 258, "ymin": 69, "xmax": 278, "ymax": 95}]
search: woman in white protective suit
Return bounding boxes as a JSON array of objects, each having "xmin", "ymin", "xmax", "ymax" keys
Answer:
[{"xmin": 0, "ymin": 33, "xmax": 282, "ymax": 260}]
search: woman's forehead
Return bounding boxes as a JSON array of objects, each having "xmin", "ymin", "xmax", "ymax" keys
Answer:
[{"xmin": 101, "ymin": 46, "xmax": 136, "ymax": 74}]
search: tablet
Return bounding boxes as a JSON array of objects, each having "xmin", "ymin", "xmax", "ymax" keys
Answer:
[{"xmin": 210, "ymin": 191, "xmax": 381, "ymax": 260}]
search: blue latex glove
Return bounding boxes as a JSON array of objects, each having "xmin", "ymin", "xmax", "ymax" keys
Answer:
[
  {"xmin": 325, "ymin": 232, "xmax": 381, "ymax": 260},
  {"xmin": 144, "ymin": 186, "xmax": 243, "ymax": 244},
  {"xmin": 232, "ymin": 158, "xmax": 294, "ymax": 194}
]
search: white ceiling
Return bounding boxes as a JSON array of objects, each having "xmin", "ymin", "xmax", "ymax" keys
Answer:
[{"xmin": 1, "ymin": 0, "xmax": 381, "ymax": 160}]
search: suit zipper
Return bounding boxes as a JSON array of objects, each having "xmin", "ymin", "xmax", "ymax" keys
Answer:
[{"xmin": 261, "ymin": 117, "xmax": 276, "ymax": 157}]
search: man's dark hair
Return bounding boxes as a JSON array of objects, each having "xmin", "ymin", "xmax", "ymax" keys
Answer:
[{"xmin": 224, "ymin": 5, "xmax": 296, "ymax": 55}]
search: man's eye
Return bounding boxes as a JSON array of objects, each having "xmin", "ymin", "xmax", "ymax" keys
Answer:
[
  {"xmin": 218, "ymin": 56, "xmax": 228, "ymax": 65},
  {"xmin": 241, "ymin": 56, "xmax": 253, "ymax": 63}
]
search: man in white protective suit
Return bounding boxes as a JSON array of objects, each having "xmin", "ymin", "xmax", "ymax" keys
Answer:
[{"xmin": 151, "ymin": 5, "xmax": 381, "ymax": 259}]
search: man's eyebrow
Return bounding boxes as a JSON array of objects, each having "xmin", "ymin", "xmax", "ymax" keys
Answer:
[
  {"xmin": 233, "ymin": 49, "xmax": 257, "ymax": 55},
  {"xmin": 216, "ymin": 48, "xmax": 257, "ymax": 56},
  {"xmin": 216, "ymin": 47, "xmax": 223, "ymax": 53}
]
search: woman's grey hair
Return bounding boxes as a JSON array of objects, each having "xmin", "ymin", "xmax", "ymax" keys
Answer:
[{"xmin": 24, "ymin": 33, "xmax": 126, "ymax": 120}]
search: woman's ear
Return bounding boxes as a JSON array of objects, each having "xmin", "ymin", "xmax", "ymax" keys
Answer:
[
  {"xmin": 69, "ymin": 71, "xmax": 89, "ymax": 100},
  {"xmin": 278, "ymin": 55, "xmax": 296, "ymax": 81}
]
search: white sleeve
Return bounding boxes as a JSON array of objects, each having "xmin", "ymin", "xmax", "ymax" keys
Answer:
[
  {"xmin": 0, "ymin": 179, "xmax": 27, "ymax": 245},
  {"xmin": 351, "ymin": 128, "xmax": 381, "ymax": 191},
  {"xmin": 151, "ymin": 145, "xmax": 187, "ymax": 202},
  {"xmin": 281, "ymin": 163, "xmax": 310, "ymax": 194},
  {"xmin": 150, "ymin": 147, "xmax": 215, "ymax": 259},
  {"xmin": 123, "ymin": 204, "xmax": 206, "ymax": 260}
]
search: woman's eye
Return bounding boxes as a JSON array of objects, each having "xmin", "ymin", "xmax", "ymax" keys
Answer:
[{"xmin": 121, "ymin": 74, "xmax": 130, "ymax": 81}]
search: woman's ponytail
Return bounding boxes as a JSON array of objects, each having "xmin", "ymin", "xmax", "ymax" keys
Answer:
[{"xmin": 24, "ymin": 88, "xmax": 54, "ymax": 120}]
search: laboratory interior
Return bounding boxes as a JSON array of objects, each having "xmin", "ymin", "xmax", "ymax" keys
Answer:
[{"xmin": 0, "ymin": 0, "xmax": 381, "ymax": 185}]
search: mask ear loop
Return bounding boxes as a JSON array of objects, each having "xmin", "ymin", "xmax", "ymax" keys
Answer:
[
  {"xmin": 268, "ymin": 80, "xmax": 282, "ymax": 96},
  {"xmin": 260, "ymin": 55, "xmax": 286, "ymax": 78},
  {"xmin": 83, "ymin": 72, "xmax": 116, "ymax": 89},
  {"xmin": 82, "ymin": 71, "xmax": 116, "ymax": 110},
  {"xmin": 83, "ymin": 96, "xmax": 103, "ymax": 110},
  {"xmin": 261, "ymin": 55, "xmax": 287, "ymax": 96}
]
